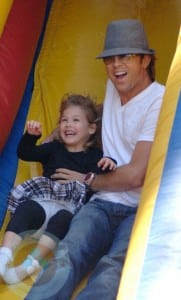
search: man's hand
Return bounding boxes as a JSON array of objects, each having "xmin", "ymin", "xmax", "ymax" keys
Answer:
[{"xmin": 51, "ymin": 168, "xmax": 85, "ymax": 184}]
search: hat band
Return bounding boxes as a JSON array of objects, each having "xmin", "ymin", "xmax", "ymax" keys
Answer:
[{"xmin": 97, "ymin": 47, "xmax": 155, "ymax": 59}]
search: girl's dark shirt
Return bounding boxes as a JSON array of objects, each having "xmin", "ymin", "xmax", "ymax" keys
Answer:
[{"xmin": 17, "ymin": 133, "xmax": 106, "ymax": 178}]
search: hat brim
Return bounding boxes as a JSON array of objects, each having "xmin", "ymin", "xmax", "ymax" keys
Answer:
[{"xmin": 96, "ymin": 47, "xmax": 155, "ymax": 58}]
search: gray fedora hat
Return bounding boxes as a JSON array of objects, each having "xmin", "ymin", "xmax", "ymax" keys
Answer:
[{"xmin": 97, "ymin": 19, "xmax": 154, "ymax": 58}]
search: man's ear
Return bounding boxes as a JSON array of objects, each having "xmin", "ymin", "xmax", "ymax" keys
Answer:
[{"xmin": 142, "ymin": 54, "xmax": 152, "ymax": 69}]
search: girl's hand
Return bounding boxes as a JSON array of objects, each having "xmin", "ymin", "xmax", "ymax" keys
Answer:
[
  {"xmin": 97, "ymin": 157, "xmax": 117, "ymax": 171},
  {"xmin": 26, "ymin": 120, "xmax": 42, "ymax": 136}
]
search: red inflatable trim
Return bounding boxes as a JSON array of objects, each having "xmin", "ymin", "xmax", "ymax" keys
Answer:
[{"xmin": 0, "ymin": 0, "xmax": 47, "ymax": 152}]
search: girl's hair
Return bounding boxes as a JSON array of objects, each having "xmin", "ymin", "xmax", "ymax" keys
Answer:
[{"xmin": 58, "ymin": 93, "xmax": 102, "ymax": 149}]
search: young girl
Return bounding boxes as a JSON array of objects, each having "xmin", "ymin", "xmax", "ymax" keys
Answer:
[{"xmin": 0, "ymin": 94, "xmax": 116, "ymax": 284}]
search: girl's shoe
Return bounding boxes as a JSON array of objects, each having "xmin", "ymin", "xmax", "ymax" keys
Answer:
[
  {"xmin": 3, "ymin": 254, "xmax": 41, "ymax": 284},
  {"xmin": 0, "ymin": 247, "xmax": 13, "ymax": 277}
]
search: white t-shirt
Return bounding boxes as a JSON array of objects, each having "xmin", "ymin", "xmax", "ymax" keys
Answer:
[{"xmin": 91, "ymin": 79, "xmax": 165, "ymax": 207}]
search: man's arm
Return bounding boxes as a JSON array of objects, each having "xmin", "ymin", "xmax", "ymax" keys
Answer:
[
  {"xmin": 90, "ymin": 140, "xmax": 152, "ymax": 192},
  {"xmin": 51, "ymin": 140, "xmax": 153, "ymax": 192}
]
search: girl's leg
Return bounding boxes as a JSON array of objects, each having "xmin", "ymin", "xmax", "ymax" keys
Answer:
[
  {"xmin": 4, "ymin": 210, "xmax": 73, "ymax": 284},
  {"xmin": 25, "ymin": 200, "xmax": 113, "ymax": 300},
  {"xmin": 6, "ymin": 199, "xmax": 46, "ymax": 235},
  {"xmin": 32, "ymin": 209, "xmax": 73, "ymax": 260},
  {"xmin": 1, "ymin": 200, "xmax": 45, "ymax": 281}
]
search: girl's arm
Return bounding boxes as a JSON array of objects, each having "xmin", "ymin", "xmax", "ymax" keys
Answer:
[{"xmin": 17, "ymin": 120, "xmax": 52, "ymax": 162}]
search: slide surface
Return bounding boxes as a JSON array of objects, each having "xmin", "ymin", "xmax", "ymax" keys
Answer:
[{"xmin": 0, "ymin": 1, "xmax": 180, "ymax": 299}]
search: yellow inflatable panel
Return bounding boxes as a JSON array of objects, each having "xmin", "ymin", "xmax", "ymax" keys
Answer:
[
  {"xmin": 0, "ymin": 0, "xmax": 181, "ymax": 299},
  {"xmin": 0, "ymin": 0, "xmax": 13, "ymax": 37}
]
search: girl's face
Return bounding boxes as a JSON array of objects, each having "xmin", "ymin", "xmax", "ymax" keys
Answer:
[{"xmin": 59, "ymin": 105, "xmax": 96, "ymax": 152}]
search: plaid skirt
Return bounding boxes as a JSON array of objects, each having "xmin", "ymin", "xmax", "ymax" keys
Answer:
[{"xmin": 8, "ymin": 176, "xmax": 86, "ymax": 215}]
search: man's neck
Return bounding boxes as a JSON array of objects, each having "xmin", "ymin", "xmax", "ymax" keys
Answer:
[{"xmin": 120, "ymin": 78, "xmax": 153, "ymax": 105}]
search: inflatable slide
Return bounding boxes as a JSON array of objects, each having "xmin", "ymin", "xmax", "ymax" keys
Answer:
[{"xmin": 0, "ymin": 0, "xmax": 180, "ymax": 299}]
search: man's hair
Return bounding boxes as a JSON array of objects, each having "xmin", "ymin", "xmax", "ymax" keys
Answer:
[
  {"xmin": 140, "ymin": 54, "xmax": 156, "ymax": 82},
  {"xmin": 148, "ymin": 55, "xmax": 156, "ymax": 82}
]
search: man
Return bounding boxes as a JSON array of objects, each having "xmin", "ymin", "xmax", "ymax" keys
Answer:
[{"xmin": 25, "ymin": 19, "xmax": 165, "ymax": 300}]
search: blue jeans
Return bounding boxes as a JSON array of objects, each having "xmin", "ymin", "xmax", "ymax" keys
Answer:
[{"xmin": 25, "ymin": 199, "xmax": 136, "ymax": 300}]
